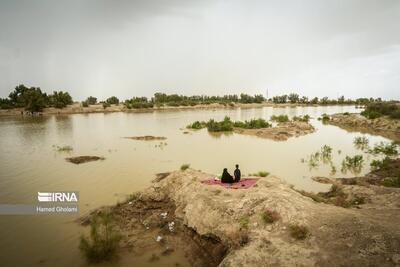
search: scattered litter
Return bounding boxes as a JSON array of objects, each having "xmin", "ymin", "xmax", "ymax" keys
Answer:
[
  {"xmin": 146, "ymin": 226, "xmax": 150, "ymax": 230},
  {"xmin": 160, "ymin": 212, "xmax": 168, "ymax": 219},
  {"xmin": 168, "ymin": 221, "xmax": 175, "ymax": 232},
  {"xmin": 128, "ymin": 201, "xmax": 132, "ymax": 205},
  {"xmin": 156, "ymin": 235, "xmax": 163, "ymax": 242}
]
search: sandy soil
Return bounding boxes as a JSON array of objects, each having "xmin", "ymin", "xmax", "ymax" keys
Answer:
[
  {"xmin": 80, "ymin": 168, "xmax": 400, "ymax": 267},
  {"xmin": 233, "ymin": 121, "xmax": 315, "ymax": 141},
  {"xmin": 327, "ymin": 113, "xmax": 400, "ymax": 141}
]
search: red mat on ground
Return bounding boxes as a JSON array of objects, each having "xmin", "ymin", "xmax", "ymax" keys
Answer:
[{"xmin": 201, "ymin": 177, "xmax": 259, "ymax": 189}]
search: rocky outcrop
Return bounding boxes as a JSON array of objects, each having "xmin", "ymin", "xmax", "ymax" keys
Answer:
[
  {"xmin": 327, "ymin": 113, "xmax": 400, "ymax": 141},
  {"xmin": 84, "ymin": 169, "xmax": 400, "ymax": 266},
  {"xmin": 233, "ymin": 121, "xmax": 315, "ymax": 141}
]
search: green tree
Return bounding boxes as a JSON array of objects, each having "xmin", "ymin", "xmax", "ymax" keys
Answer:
[
  {"xmin": 85, "ymin": 96, "xmax": 97, "ymax": 105},
  {"xmin": 106, "ymin": 96, "xmax": 119, "ymax": 105},
  {"xmin": 24, "ymin": 88, "xmax": 48, "ymax": 112},
  {"xmin": 49, "ymin": 91, "xmax": 73, "ymax": 108},
  {"xmin": 288, "ymin": 93, "xmax": 299, "ymax": 103}
]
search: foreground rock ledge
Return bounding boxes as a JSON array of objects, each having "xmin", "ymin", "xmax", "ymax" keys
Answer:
[
  {"xmin": 81, "ymin": 169, "xmax": 400, "ymax": 266},
  {"xmin": 327, "ymin": 113, "xmax": 400, "ymax": 141}
]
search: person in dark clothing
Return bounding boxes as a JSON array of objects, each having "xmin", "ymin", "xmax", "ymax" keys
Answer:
[
  {"xmin": 221, "ymin": 168, "xmax": 234, "ymax": 183},
  {"xmin": 234, "ymin": 164, "xmax": 241, "ymax": 182}
]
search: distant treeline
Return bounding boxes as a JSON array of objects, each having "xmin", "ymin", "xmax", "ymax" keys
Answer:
[
  {"xmin": 0, "ymin": 84, "xmax": 390, "ymax": 112},
  {"xmin": 0, "ymin": 84, "xmax": 73, "ymax": 112},
  {"xmin": 270, "ymin": 93, "xmax": 381, "ymax": 105}
]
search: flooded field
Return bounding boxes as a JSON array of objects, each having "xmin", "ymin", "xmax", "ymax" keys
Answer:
[{"xmin": 0, "ymin": 106, "xmax": 391, "ymax": 266}]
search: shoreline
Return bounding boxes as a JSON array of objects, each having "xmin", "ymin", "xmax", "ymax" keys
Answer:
[{"xmin": 0, "ymin": 103, "xmax": 359, "ymax": 117}]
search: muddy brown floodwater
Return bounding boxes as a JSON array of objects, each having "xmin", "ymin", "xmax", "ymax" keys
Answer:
[{"xmin": 0, "ymin": 105, "xmax": 393, "ymax": 266}]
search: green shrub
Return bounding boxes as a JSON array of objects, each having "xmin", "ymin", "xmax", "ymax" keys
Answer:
[
  {"xmin": 187, "ymin": 121, "xmax": 206, "ymax": 130},
  {"xmin": 289, "ymin": 224, "xmax": 309, "ymax": 240},
  {"xmin": 180, "ymin": 164, "xmax": 190, "ymax": 171},
  {"xmin": 368, "ymin": 141, "xmax": 398, "ymax": 157},
  {"xmin": 233, "ymin": 118, "xmax": 271, "ymax": 129},
  {"xmin": 48, "ymin": 91, "xmax": 73, "ymax": 108},
  {"xmin": 318, "ymin": 113, "xmax": 330, "ymax": 122},
  {"xmin": 79, "ymin": 212, "xmax": 122, "ymax": 263},
  {"xmin": 361, "ymin": 102, "xmax": 400, "ymax": 120},
  {"xmin": 381, "ymin": 176, "xmax": 400, "ymax": 188},
  {"xmin": 206, "ymin": 116, "xmax": 234, "ymax": 132},
  {"xmin": 270, "ymin": 115, "xmax": 289, "ymax": 123},
  {"xmin": 251, "ymin": 171, "xmax": 269, "ymax": 177},
  {"xmin": 106, "ymin": 96, "xmax": 119, "ymax": 105},
  {"xmin": 82, "ymin": 101, "xmax": 89, "ymax": 107},
  {"xmin": 370, "ymin": 156, "xmax": 391, "ymax": 171},
  {"xmin": 261, "ymin": 209, "xmax": 280, "ymax": 224},
  {"xmin": 85, "ymin": 96, "xmax": 97, "ymax": 105},
  {"xmin": 239, "ymin": 215, "xmax": 250, "ymax": 229},
  {"xmin": 292, "ymin": 115, "xmax": 310, "ymax": 122}
]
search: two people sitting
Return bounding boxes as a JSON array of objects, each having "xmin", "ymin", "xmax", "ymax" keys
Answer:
[{"xmin": 221, "ymin": 164, "xmax": 241, "ymax": 183}]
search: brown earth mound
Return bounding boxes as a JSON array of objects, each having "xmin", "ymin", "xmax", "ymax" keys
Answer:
[
  {"xmin": 65, "ymin": 156, "xmax": 104, "ymax": 164},
  {"xmin": 234, "ymin": 121, "xmax": 315, "ymax": 141},
  {"xmin": 80, "ymin": 168, "xmax": 400, "ymax": 266},
  {"xmin": 327, "ymin": 113, "xmax": 400, "ymax": 141}
]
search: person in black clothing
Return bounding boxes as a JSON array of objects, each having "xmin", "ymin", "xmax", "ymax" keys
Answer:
[
  {"xmin": 234, "ymin": 164, "xmax": 241, "ymax": 182},
  {"xmin": 221, "ymin": 168, "xmax": 234, "ymax": 183}
]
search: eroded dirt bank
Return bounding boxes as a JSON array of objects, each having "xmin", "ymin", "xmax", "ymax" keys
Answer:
[
  {"xmin": 233, "ymin": 121, "xmax": 315, "ymax": 141},
  {"xmin": 81, "ymin": 169, "xmax": 400, "ymax": 266},
  {"xmin": 327, "ymin": 113, "xmax": 400, "ymax": 141}
]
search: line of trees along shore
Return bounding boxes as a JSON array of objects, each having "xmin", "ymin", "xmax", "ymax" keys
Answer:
[{"xmin": 0, "ymin": 84, "xmax": 391, "ymax": 112}]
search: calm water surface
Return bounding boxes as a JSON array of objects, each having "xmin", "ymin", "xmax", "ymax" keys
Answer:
[{"xmin": 0, "ymin": 106, "xmax": 390, "ymax": 266}]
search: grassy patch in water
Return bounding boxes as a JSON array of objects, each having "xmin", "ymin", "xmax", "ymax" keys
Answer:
[
  {"xmin": 353, "ymin": 136, "xmax": 369, "ymax": 150},
  {"xmin": 186, "ymin": 116, "xmax": 271, "ymax": 132},
  {"xmin": 79, "ymin": 211, "xmax": 122, "ymax": 263},
  {"xmin": 341, "ymin": 155, "xmax": 363, "ymax": 174},
  {"xmin": 55, "ymin": 145, "xmax": 73, "ymax": 152},
  {"xmin": 368, "ymin": 141, "xmax": 398, "ymax": 157},
  {"xmin": 270, "ymin": 114, "xmax": 289, "ymax": 123},
  {"xmin": 292, "ymin": 115, "xmax": 310, "ymax": 122}
]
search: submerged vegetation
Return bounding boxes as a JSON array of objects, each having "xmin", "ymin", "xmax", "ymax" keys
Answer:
[
  {"xmin": 270, "ymin": 114, "xmax": 289, "ymax": 123},
  {"xmin": 187, "ymin": 116, "xmax": 271, "ymax": 132},
  {"xmin": 54, "ymin": 145, "xmax": 73, "ymax": 152},
  {"xmin": 353, "ymin": 136, "xmax": 369, "ymax": 150},
  {"xmin": 341, "ymin": 155, "xmax": 364, "ymax": 174},
  {"xmin": 79, "ymin": 211, "xmax": 122, "ymax": 263}
]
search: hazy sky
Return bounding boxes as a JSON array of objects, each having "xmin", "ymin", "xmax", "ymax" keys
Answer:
[{"xmin": 0, "ymin": 0, "xmax": 399, "ymax": 100}]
